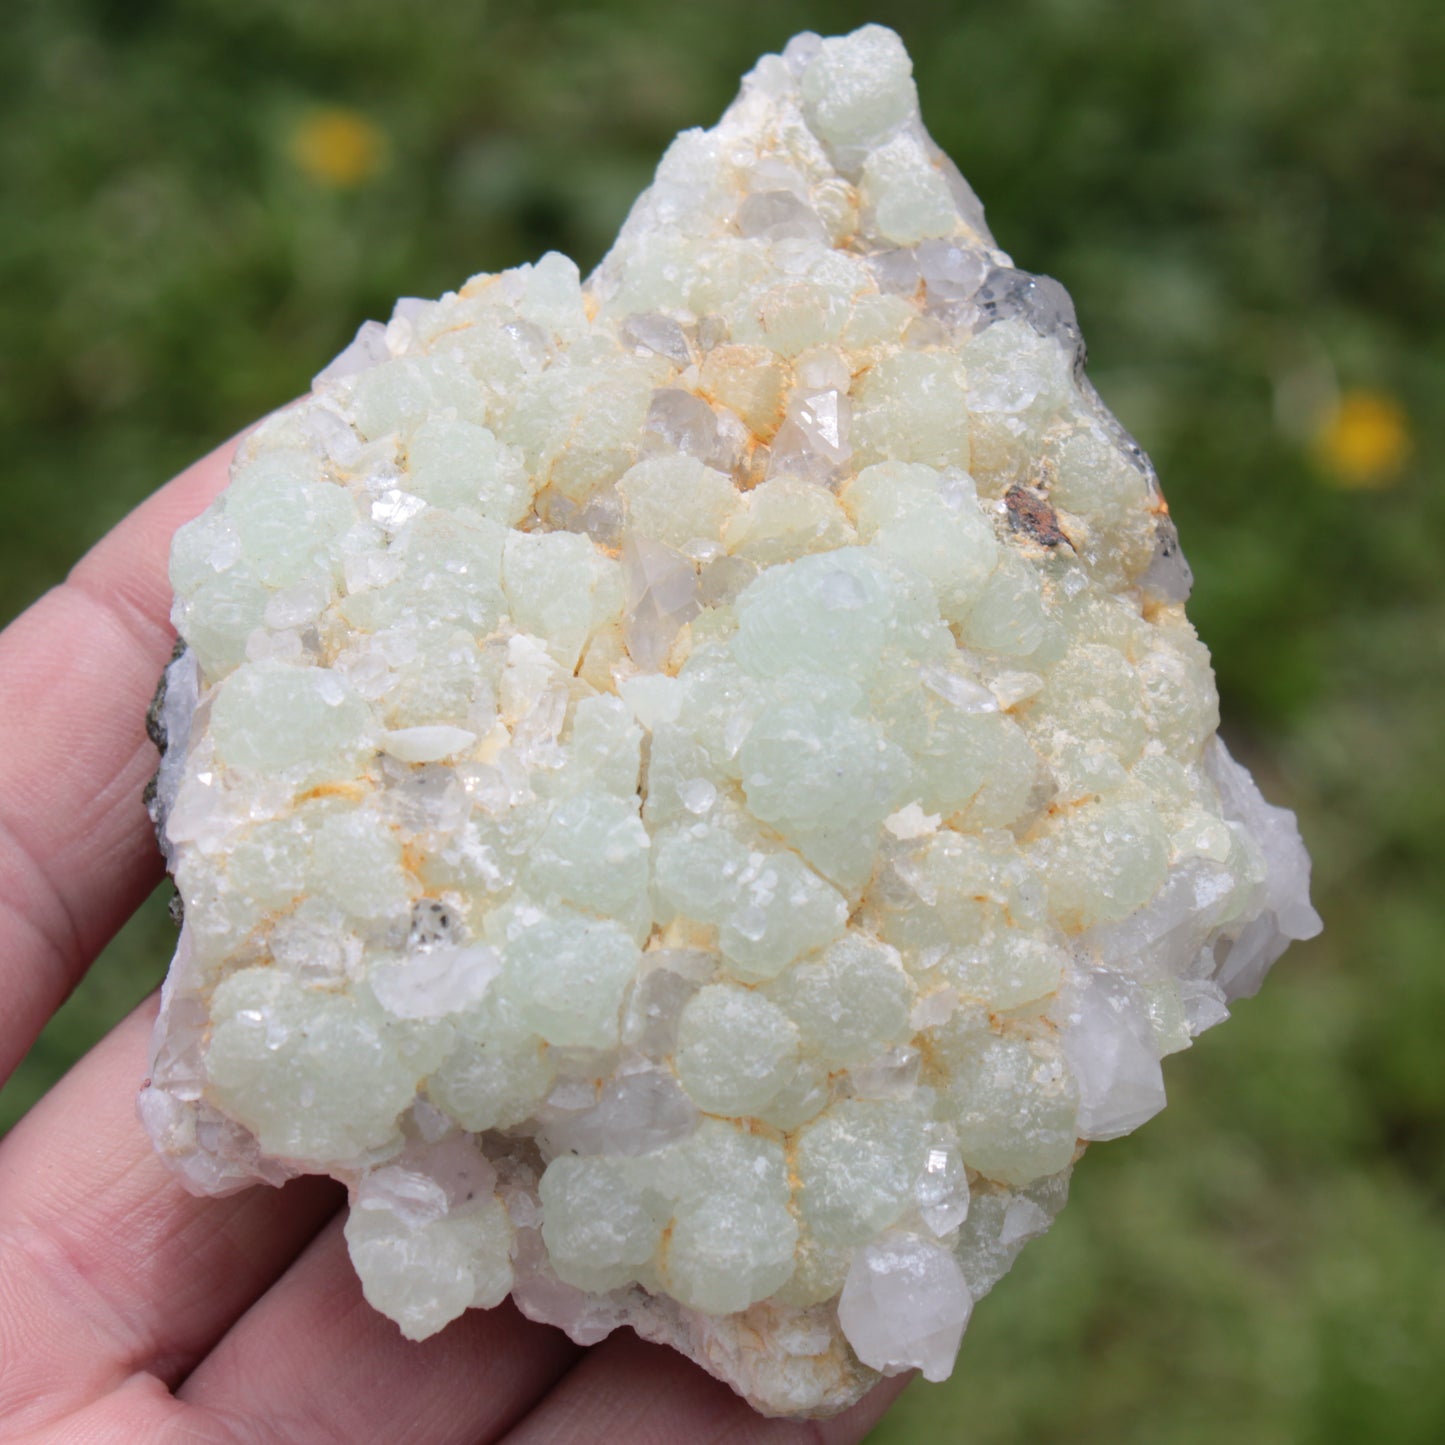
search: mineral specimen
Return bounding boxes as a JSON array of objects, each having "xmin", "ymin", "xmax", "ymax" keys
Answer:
[{"xmin": 141, "ymin": 24, "xmax": 1322, "ymax": 1418}]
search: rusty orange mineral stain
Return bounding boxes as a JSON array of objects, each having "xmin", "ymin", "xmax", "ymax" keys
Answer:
[{"xmin": 1004, "ymin": 483, "xmax": 1072, "ymax": 548}]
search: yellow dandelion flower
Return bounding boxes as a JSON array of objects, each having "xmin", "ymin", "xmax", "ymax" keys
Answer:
[
  {"xmin": 1312, "ymin": 388, "xmax": 1411, "ymax": 489},
  {"xmin": 290, "ymin": 107, "xmax": 387, "ymax": 189}
]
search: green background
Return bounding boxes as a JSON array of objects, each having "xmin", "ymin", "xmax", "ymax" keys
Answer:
[{"xmin": 2, "ymin": 0, "xmax": 1442, "ymax": 1439}]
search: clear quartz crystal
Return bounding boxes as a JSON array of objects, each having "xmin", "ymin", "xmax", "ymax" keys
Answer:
[{"xmin": 143, "ymin": 23, "xmax": 1321, "ymax": 1420}]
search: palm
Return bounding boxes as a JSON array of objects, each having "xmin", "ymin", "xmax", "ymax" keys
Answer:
[{"xmin": 0, "ymin": 434, "xmax": 908, "ymax": 1443}]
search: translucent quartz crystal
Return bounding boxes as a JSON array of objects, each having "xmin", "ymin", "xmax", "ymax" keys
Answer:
[{"xmin": 141, "ymin": 24, "xmax": 1322, "ymax": 1418}]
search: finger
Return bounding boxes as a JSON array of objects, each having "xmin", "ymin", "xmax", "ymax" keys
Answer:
[
  {"xmin": 178, "ymin": 1215, "xmax": 581, "ymax": 1445},
  {"xmin": 500, "ymin": 1329, "xmax": 913, "ymax": 1444},
  {"xmin": 6, "ymin": 1370, "xmax": 236, "ymax": 1445},
  {"xmin": 0, "ymin": 997, "xmax": 342, "ymax": 1432},
  {"xmin": 0, "ymin": 431, "xmax": 241, "ymax": 1087}
]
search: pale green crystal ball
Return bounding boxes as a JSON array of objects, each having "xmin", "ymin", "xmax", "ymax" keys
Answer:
[{"xmin": 141, "ymin": 22, "xmax": 1321, "ymax": 1419}]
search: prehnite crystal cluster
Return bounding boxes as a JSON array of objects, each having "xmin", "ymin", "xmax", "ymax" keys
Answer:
[{"xmin": 141, "ymin": 25, "xmax": 1321, "ymax": 1417}]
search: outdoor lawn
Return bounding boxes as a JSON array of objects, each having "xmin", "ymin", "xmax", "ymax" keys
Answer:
[{"xmin": 2, "ymin": 1, "xmax": 1442, "ymax": 1440}]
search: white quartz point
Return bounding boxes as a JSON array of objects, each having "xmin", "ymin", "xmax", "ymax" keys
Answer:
[
  {"xmin": 621, "ymin": 534, "xmax": 699, "ymax": 670},
  {"xmin": 314, "ymin": 318, "xmax": 390, "ymax": 386},
  {"xmin": 539, "ymin": 1066, "xmax": 698, "ymax": 1157},
  {"xmin": 382, "ymin": 726, "xmax": 478, "ymax": 762},
  {"xmin": 620, "ymin": 312, "xmax": 691, "ymax": 365},
  {"xmin": 1205, "ymin": 736, "xmax": 1323, "ymax": 999},
  {"xmin": 369, "ymin": 945, "xmax": 502, "ymax": 1021},
  {"xmin": 998, "ymin": 1196, "xmax": 1052, "ymax": 1249},
  {"xmin": 916, "ymin": 1142, "xmax": 970, "ymax": 1236},
  {"xmin": 838, "ymin": 1232, "xmax": 974, "ymax": 1382},
  {"xmin": 1063, "ymin": 973, "xmax": 1168, "ymax": 1141},
  {"xmin": 884, "ymin": 802, "xmax": 941, "ymax": 840},
  {"xmin": 371, "ymin": 488, "xmax": 428, "ymax": 533}
]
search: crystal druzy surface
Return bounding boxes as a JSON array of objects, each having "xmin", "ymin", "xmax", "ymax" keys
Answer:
[{"xmin": 142, "ymin": 25, "xmax": 1321, "ymax": 1418}]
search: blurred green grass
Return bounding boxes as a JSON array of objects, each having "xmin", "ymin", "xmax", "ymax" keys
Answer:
[{"xmin": 1, "ymin": 0, "xmax": 1442, "ymax": 1439}]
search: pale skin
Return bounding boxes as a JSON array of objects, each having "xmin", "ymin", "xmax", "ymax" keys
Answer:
[{"xmin": 0, "ymin": 431, "xmax": 911, "ymax": 1443}]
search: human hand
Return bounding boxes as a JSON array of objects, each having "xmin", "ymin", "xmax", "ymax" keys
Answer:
[{"xmin": 0, "ymin": 434, "xmax": 911, "ymax": 1443}]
